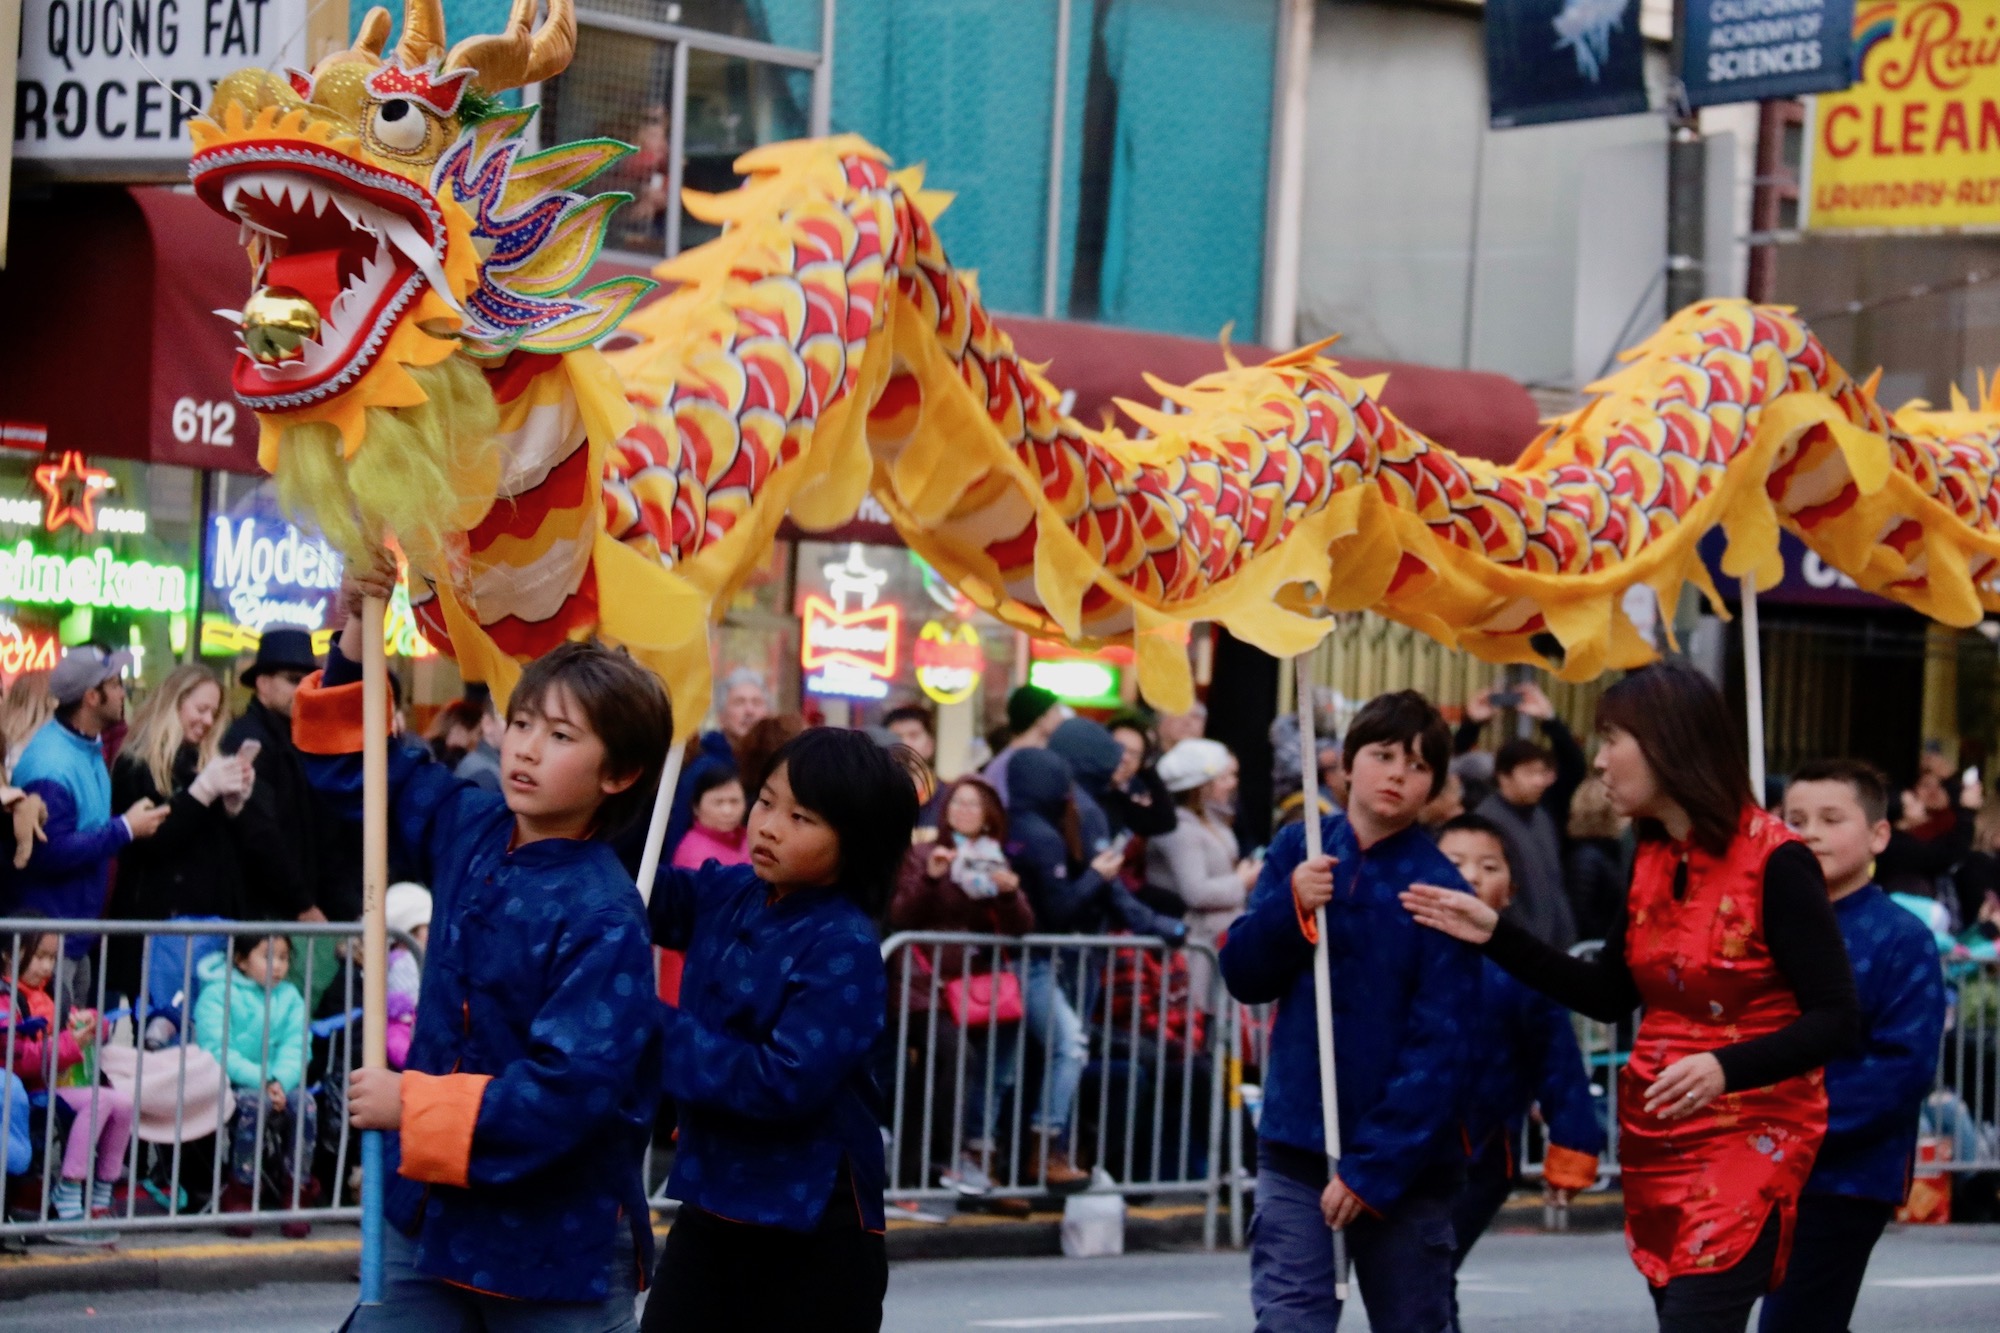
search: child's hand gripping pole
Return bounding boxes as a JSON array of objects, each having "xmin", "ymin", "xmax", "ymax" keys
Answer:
[
  {"xmin": 1294, "ymin": 655, "xmax": 1350, "ymax": 1302},
  {"xmin": 360, "ymin": 595, "xmax": 389, "ymax": 1304}
]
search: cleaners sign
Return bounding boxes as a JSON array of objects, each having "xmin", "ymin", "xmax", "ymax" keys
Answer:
[
  {"xmin": 1808, "ymin": 0, "xmax": 2000, "ymax": 228},
  {"xmin": 14, "ymin": 0, "xmax": 310, "ymax": 172},
  {"xmin": 1682, "ymin": 0, "xmax": 1857, "ymax": 107}
]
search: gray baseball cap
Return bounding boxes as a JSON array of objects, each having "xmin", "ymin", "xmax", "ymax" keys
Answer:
[{"xmin": 49, "ymin": 647, "xmax": 135, "ymax": 706}]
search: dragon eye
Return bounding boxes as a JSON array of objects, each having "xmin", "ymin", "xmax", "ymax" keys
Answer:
[{"xmin": 370, "ymin": 98, "xmax": 429, "ymax": 152}]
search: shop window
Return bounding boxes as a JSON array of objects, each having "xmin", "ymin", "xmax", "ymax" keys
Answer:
[{"xmin": 538, "ymin": 0, "xmax": 824, "ymax": 260}]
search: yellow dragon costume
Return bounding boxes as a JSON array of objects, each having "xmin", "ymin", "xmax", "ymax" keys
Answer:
[{"xmin": 189, "ymin": 0, "xmax": 2000, "ymax": 726}]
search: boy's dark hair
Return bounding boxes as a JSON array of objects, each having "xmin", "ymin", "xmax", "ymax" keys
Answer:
[
  {"xmin": 509, "ymin": 641, "xmax": 672, "ymax": 839},
  {"xmin": 1342, "ymin": 690, "xmax": 1451, "ymax": 799},
  {"xmin": 1789, "ymin": 758, "xmax": 1891, "ymax": 825},
  {"xmin": 881, "ymin": 704, "xmax": 935, "ymax": 738},
  {"xmin": 1437, "ymin": 812, "xmax": 1521, "ymax": 889},
  {"xmin": 1493, "ymin": 738, "xmax": 1554, "ymax": 778},
  {"xmin": 230, "ymin": 932, "xmax": 291, "ymax": 964},
  {"xmin": 751, "ymin": 727, "xmax": 920, "ymax": 917},
  {"xmin": 1596, "ymin": 662, "xmax": 1752, "ymax": 856}
]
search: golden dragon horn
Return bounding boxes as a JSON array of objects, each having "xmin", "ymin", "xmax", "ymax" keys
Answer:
[
  {"xmin": 397, "ymin": 0, "xmax": 449, "ymax": 67},
  {"xmin": 350, "ymin": 6, "xmax": 393, "ymax": 58},
  {"xmin": 446, "ymin": 0, "xmax": 577, "ymax": 91}
]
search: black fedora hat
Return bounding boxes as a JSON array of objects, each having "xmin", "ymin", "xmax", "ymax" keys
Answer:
[{"xmin": 240, "ymin": 628, "xmax": 320, "ymax": 687}]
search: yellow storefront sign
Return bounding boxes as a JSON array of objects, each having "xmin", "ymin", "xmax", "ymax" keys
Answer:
[{"xmin": 1809, "ymin": 0, "xmax": 2000, "ymax": 230}]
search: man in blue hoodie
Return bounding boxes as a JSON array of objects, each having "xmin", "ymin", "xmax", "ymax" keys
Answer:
[
  {"xmin": 1221, "ymin": 689, "xmax": 1480, "ymax": 1333},
  {"xmin": 8, "ymin": 648, "xmax": 169, "ymax": 992},
  {"xmin": 1767, "ymin": 759, "xmax": 1948, "ymax": 1333}
]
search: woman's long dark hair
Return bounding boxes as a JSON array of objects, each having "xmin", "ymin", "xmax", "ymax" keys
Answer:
[
  {"xmin": 1595, "ymin": 661, "xmax": 1753, "ymax": 856},
  {"xmin": 938, "ymin": 776, "xmax": 1007, "ymax": 842}
]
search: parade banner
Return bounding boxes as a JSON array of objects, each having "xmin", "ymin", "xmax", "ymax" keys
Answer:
[
  {"xmin": 1487, "ymin": 0, "xmax": 1651, "ymax": 128},
  {"xmin": 1682, "ymin": 0, "xmax": 1856, "ymax": 107},
  {"xmin": 1807, "ymin": 0, "xmax": 2000, "ymax": 229}
]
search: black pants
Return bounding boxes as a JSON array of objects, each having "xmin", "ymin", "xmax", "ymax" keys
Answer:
[
  {"xmin": 643, "ymin": 1205, "xmax": 886, "ymax": 1333},
  {"xmin": 1447, "ymin": 1134, "xmax": 1517, "ymax": 1331},
  {"xmin": 1757, "ymin": 1194, "xmax": 1894, "ymax": 1333},
  {"xmin": 1648, "ymin": 1210, "xmax": 1783, "ymax": 1333}
]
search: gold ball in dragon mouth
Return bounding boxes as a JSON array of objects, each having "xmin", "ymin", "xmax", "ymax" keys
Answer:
[{"xmin": 241, "ymin": 287, "xmax": 322, "ymax": 364}]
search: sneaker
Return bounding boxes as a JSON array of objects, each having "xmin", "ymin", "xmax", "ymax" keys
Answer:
[
  {"xmin": 940, "ymin": 1152, "xmax": 994, "ymax": 1196},
  {"xmin": 279, "ymin": 1219, "xmax": 313, "ymax": 1239},
  {"xmin": 47, "ymin": 1226, "xmax": 117, "ymax": 1248}
]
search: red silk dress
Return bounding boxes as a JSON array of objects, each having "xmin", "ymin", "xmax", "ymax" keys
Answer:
[{"xmin": 1619, "ymin": 808, "xmax": 1827, "ymax": 1287}]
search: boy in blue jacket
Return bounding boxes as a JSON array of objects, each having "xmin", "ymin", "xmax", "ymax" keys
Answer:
[
  {"xmin": 1766, "ymin": 759, "xmax": 1947, "ymax": 1333},
  {"xmin": 1432, "ymin": 813, "xmax": 1603, "ymax": 1320},
  {"xmin": 312, "ymin": 564, "xmax": 670, "ymax": 1331},
  {"xmin": 1220, "ymin": 690, "xmax": 1481, "ymax": 1333}
]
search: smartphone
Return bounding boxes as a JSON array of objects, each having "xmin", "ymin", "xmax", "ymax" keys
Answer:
[
  {"xmin": 1965, "ymin": 766, "xmax": 1982, "ymax": 790},
  {"xmin": 235, "ymin": 739, "xmax": 262, "ymax": 765},
  {"xmin": 1488, "ymin": 690, "xmax": 1523, "ymax": 709}
]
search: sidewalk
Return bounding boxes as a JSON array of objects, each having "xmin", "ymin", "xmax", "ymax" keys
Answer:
[{"xmin": 0, "ymin": 1190, "xmax": 1626, "ymax": 1299}]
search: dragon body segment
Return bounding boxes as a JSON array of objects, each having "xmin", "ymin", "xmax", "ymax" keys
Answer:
[{"xmin": 190, "ymin": 0, "xmax": 2000, "ymax": 721}]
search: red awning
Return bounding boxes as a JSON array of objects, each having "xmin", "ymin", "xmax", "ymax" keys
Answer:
[{"xmin": 0, "ymin": 186, "xmax": 262, "ymax": 475}]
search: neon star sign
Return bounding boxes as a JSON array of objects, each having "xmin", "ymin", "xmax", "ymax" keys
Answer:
[{"xmin": 34, "ymin": 452, "xmax": 115, "ymax": 535}]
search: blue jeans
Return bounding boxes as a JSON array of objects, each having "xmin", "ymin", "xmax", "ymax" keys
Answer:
[
  {"xmin": 1249, "ymin": 1164, "xmax": 1458, "ymax": 1333},
  {"xmin": 980, "ymin": 954, "xmax": 1088, "ymax": 1140},
  {"xmin": 344, "ymin": 1219, "xmax": 640, "ymax": 1332}
]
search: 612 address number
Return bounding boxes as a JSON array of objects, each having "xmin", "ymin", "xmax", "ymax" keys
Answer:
[{"xmin": 170, "ymin": 398, "xmax": 237, "ymax": 447}]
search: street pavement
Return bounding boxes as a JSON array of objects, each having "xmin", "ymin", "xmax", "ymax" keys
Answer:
[{"xmin": 0, "ymin": 1224, "xmax": 1993, "ymax": 1330}]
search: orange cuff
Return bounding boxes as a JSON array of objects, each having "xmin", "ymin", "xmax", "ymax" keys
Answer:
[
  {"xmin": 292, "ymin": 671, "xmax": 366, "ymax": 756},
  {"xmin": 1293, "ymin": 887, "xmax": 1320, "ymax": 944},
  {"xmin": 1542, "ymin": 1144, "xmax": 1600, "ymax": 1193},
  {"xmin": 398, "ymin": 1071, "xmax": 491, "ymax": 1188}
]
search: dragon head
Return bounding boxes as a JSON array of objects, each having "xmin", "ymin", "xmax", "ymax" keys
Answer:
[{"xmin": 189, "ymin": 0, "xmax": 651, "ymax": 561}]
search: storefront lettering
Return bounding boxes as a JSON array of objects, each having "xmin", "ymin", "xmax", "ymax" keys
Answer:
[
  {"xmin": 801, "ymin": 544, "xmax": 899, "ymax": 699},
  {"xmin": 0, "ymin": 540, "xmax": 188, "ymax": 613}
]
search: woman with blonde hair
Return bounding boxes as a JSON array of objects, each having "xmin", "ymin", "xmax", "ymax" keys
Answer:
[
  {"xmin": 2, "ymin": 671, "xmax": 55, "ymax": 780},
  {"xmin": 1564, "ymin": 773, "xmax": 1630, "ymax": 942},
  {"xmin": 106, "ymin": 667, "xmax": 256, "ymax": 1000}
]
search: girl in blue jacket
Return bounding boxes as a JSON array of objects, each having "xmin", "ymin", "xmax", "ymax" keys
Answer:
[{"xmin": 643, "ymin": 727, "xmax": 920, "ymax": 1333}]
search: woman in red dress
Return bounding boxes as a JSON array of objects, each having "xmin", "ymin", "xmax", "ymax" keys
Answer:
[{"xmin": 1403, "ymin": 663, "xmax": 1858, "ymax": 1332}]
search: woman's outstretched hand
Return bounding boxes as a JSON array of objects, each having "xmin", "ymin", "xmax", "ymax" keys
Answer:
[{"xmin": 1398, "ymin": 884, "xmax": 1499, "ymax": 945}]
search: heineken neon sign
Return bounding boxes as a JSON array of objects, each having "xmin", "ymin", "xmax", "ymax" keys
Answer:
[{"xmin": 0, "ymin": 542, "xmax": 189, "ymax": 614}]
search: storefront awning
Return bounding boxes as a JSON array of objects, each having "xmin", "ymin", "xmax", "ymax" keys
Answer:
[{"xmin": 0, "ymin": 186, "xmax": 263, "ymax": 475}]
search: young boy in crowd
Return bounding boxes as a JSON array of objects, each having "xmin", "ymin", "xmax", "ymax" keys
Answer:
[
  {"xmin": 1220, "ymin": 690, "xmax": 1481, "ymax": 1333},
  {"xmin": 311, "ymin": 564, "xmax": 670, "ymax": 1331},
  {"xmin": 1767, "ymin": 759, "xmax": 1948, "ymax": 1333},
  {"xmin": 1430, "ymin": 814, "xmax": 1603, "ymax": 1323}
]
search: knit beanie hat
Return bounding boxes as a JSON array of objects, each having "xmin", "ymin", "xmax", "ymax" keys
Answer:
[{"xmin": 1006, "ymin": 684, "xmax": 1059, "ymax": 736}]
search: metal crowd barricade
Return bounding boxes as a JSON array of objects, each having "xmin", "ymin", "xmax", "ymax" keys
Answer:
[
  {"xmin": 0, "ymin": 918, "xmax": 420, "ymax": 1241},
  {"xmin": 878, "ymin": 932, "xmax": 1230, "ymax": 1248}
]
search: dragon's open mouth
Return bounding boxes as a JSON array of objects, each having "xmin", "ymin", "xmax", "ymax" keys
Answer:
[{"xmin": 191, "ymin": 144, "xmax": 457, "ymax": 409}]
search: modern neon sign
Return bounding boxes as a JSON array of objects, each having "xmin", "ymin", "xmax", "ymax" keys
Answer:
[
  {"xmin": 0, "ymin": 541, "xmax": 188, "ymax": 614},
  {"xmin": 208, "ymin": 515, "xmax": 344, "ymax": 634}
]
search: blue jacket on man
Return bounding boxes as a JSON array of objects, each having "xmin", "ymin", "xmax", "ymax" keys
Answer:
[
  {"xmin": 7, "ymin": 721, "xmax": 129, "ymax": 956},
  {"xmin": 1809, "ymin": 884, "xmax": 1946, "ymax": 1203},
  {"xmin": 647, "ymin": 860, "xmax": 889, "ymax": 1232},
  {"xmin": 1220, "ymin": 814, "xmax": 1480, "ymax": 1211}
]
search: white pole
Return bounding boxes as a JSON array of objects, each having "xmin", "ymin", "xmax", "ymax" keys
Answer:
[
  {"xmin": 1293, "ymin": 655, "xmax": 1350, "ymax": 1301},
  {"xmin": 634, "ymin": 743, "xmax": 688, "ymax": 906},
  {"xmin": 1740, "ymin": 575, "xmax": 1766, "ymax": 803},
  {"xmin": 1260, "ymin": 0, "xmax": 1314, "ymax": 349},
  {"xmin": 1042, "ymin": 0, "xmax": 1073, "ymax": 320}
]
